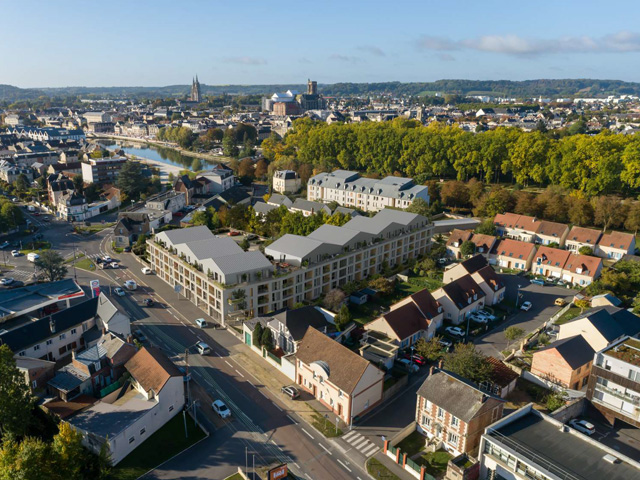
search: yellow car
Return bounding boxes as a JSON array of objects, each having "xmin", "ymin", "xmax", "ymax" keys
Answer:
[{"xmin": 554, "ymin": 298, "xmax": 566, "ymax": 307}]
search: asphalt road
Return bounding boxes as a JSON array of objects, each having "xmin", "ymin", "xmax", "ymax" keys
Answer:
[
  {"xmin": 474, "ymin": 275, "xmax": 576, "ymax": 358},
  {"xmin": 71, "ymin": 241, "xmax": 360, "ymax": 480}
]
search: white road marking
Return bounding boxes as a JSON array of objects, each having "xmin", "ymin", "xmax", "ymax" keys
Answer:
[
  {"xmin": 361, "ymin": 443, "xmax": 379, "ymax": 456},
  {"xmin": 259, "ymin": 390, "xmax": 269, "ymax": 399},
  {"xmin": 337, "ymin": 459, "xmax": 351, "ymax": 472},
  {"xmin": 318, "ymin": 443, "xmax": 332, "ymax": 455},
  {"xmin": 272, "ymin": 402, "xmax": 283, "ymax": 412},
  {"xmin": 224, "ymin": 360, "xmax": 233, "ymax": 367},
  {"xmin": 286, "ymin": 414, "xmax": 298, "ymax": 424},
  {"xmin": 352, "ymin": 437, "xmax": 369, "ymax": 449},
  {"xmin": 294, "ymin": 462, "xmax": 300, "ymax": 468},
  {"xmin": 235, "ymin": 369, "xmax": 245, "ymax": 378},
  {"xmin": 342, "ymin": 430, "xmax": 358, "ymax": 440},
  {"xmin": 301, "ymin": 428, "xmax": 314, "ymax": 439},
  {"xmin": 188, "ymin": 328, "xmax": 195, "ymax": 334}
]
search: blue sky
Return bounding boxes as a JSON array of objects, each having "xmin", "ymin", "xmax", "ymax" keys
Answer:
[{"xmin": 4, "ymin": 0, "xmax": 640, "ymax": 87}]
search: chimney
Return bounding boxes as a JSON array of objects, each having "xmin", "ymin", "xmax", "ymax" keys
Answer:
[
  {"xmin": 49, "ymin": 318, "xmax": 56, "ymax": 334},
  {"xmin": 127, "ymin": 334, "xmax": 133, "ymax": 344},
  {"xmin": 438, "ymin": 359, "xmax": 444, "ymax": 369},
  {"xmin": 101, "ymin": 326, "xmax": 107, "ymax": 335},
  {"xmin": 72, "ymin": 349, "xmax": 76, "ymax": 360},
  {"xmin": 429, "ymin": 365, "xmax": 435, "ymax": 376}
]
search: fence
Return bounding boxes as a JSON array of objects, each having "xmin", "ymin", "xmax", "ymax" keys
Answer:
[
  {"xmin": 265, "ymin": 349, "xmax": 282, "ymax": 365},
  {"xmin": 99, "ymin": 379, "xmax": 122, "ymax": 398},
  {"xmin": 385, "ymin": 438, "xmax": 438, "ymax": 480}
]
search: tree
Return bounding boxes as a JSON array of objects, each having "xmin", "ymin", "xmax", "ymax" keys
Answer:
[
  {"xmin": 323, "ymin": 289, "xmax": 346, "ymax": 312},
  {"xmin": 460, "ymin": 240, "xmax": 476, "ymax": 257},
  {"xmin": 568, "ymin": 197, "xmax": 594, "ymax": 226},
  {"xmin": 406, "ymin": 198, "xmax": 430, "ymax": 218},
  {"xmin": 83, "ymin": 183, "xmax": 102, "ymax": 203},
  {"xmin": 252, "ymin": 322, "xmax": 263, "ymax": 348},
  {"xmin": 440, "ymin": 181, "xmax": 470, "ymax": 209},
  {"xmin": 237, "ymin": 157, "xmax": 255, "ymax": 181},
  {"xmin": 545, "ymin": 391, "xmax": 567, "ymax": 412},
  {"xmin": 52, "ymin": 422, "xmax": 87, "ymax": 479},
  {"xmin": 260, "ymin": 328, "xmax": 273, "ymax": 350},
  {"xmin": 625, "ymin": 202, "xmax": 640, "ymax": 235},
  {"xmin": 191, "ymin": 210, "xmax": 210, "ymax": 227},
  {"xmin": 34, "ymin": 251, "xmax": 68, "ymax": 282},
  {"xmin": 443, "ymin": 343, "xmax": 493, "ymax": 383},
  {"xmin": 504, "ymin": 326, "xmax": 525, "ymax": 349},
  {"xmin": 593, "ymin": 195, "xmax": 625, "ymax": 231},
  {"xmin": 414, "ymin": 337, "xmax": 444, "ymax": 362},
  {"xmin": 191, "ymin": 158, "xmax": 202, "ymax": 172},
  {"xmin": 475, "ymin": 218, "xmax": 496, "ymax": 236},
  {"xmin": 575, "ymin": 299, "xmax": 591, "ymax": 313},
  {"xmin": 15, "ymin": 173, "xmax": 29, "ymax": 193},
  {"xmin": 72, "ymin": 174, "xmax": 84, "ymax": 193},
  {"xmin": 0, "ymin": 436, "xmax": 54, "ymax": 480},
  {"xmin": 335, "ymin": 304, "xmax": 351, "ymax": 331},
  {"xmin": 222, "ymin": 132, "xmax": 238, "ymax": 157},
  {"xmin": 578, "ymin": 246, "xmax": 594, "ymax": 256},
  {"xmin": 0, "ymin": 344, "xmax": 34, "ymax": 437},
  {"xmin": 116, "ymin": 161, "xmax": 147, "ymax": 200},
  {"xmin": 254, "ymin": 159, "xmax": 268, "ymax": 179},
  {"xmin": 368, "ymin": 277, "xmax": 394, "ymax": 296}
]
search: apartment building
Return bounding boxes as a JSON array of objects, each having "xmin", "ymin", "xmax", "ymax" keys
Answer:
[
  {"xmin": 480, "ymin": 404, "xmax": 640, "ymax": 480},
  {"xmin": 587, "ymin": 335, "xmax": 640, "ymax": 427},
  {"xmin": 147, "ymin": 209, "xmax": 432, "ymax": 324},
  {"xmin": 272, "ymin": 169, "xmax": 301, "ymax": 194},
  {"xmin": 81, "ymin": 156, "xmax": 127, "ymax": 184},
  {"xmin": 307, "ymin": 169, "xmax": 429, "ymax": 213},
  {"xmin": 416, "ymin": 368, "xmax": 504, "ymax": 456}
]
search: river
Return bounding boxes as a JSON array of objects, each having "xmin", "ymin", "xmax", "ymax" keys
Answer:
[{"xmin": 97, "ymin": 140, "xmax": 218, "ymax": 171}]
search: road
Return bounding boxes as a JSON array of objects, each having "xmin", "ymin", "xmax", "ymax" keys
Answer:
[{"xmin": 70, "ymin": 232, "xmax": 363, "ymax": 480}]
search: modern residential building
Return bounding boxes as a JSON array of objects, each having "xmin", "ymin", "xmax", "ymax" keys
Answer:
[
  {"xmin": 531, "ymin": 335, "xmax": 595, "ymax": 389},
  {"xmin": 493, "ymin": 213, "xmax": 568, "ymax": 246},
  {"xmin": 307, "ymin": 170, "xmax": 429, "ymax": 213},
  {"xmin": 565, "ymin": 226, "xmax": 603, "ymax": 253},
  {"xmin": 433, "ymin": 274, "xmax": 486, "ymax": 325},
  {"xmin": 596, "ymin": 231, "xmax": 637, "ymax": 260},
  {"xmin": 445, "ymin": 229, "xmax": 473, "ymax": 259},
  {"xmin": 148, "ymin": 209, "xmax": 432, "ymax": 324},
  {"xmin": 587, "ymin": 335, "xmax": 640, "ymax": 427},
  {"xmin": 416, "ymin": 368, "xmax": 504, "ymax": 456},
  {"xmin": 489, "ymin": 238, "xmax": 537, "ymax": 271},
  {"xmin": 273, "ymin": 169, "xmax": 302, "ymax": 194},
  {"xmin": 443, "ymin": 255, "xmax": 505, "ymax": 306},
  {"xmin": 81, "ymin": 156, "xmax": 127, "ymax": 184},
  {"xmin": 480, "ymin": 404, "xmax": 640, "ymax": 480},
  {"xmin": 365, "ymin": 289, "xmax": 443, "ymax": 348},
  {"xmin": 295, "ymin": 326, "xmax": 384, "ymax": 424},
  {"xmin": 69, "ymin": 347, "xmax": 184, "ymax": 465},
  {"xmin": 557, "ymin": 306, "xmax": 640, "ymax": 352}
]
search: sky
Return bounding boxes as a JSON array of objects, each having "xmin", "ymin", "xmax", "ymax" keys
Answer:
[{"xmin": 4, "ymin": 0, "xmax": 640, "ymax": 88}]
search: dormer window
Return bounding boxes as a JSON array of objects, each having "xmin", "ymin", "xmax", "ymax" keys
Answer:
[
  {"xmin": 468, "ymin": 298, "xmax": 472, "ymax": 304},
  {"xmin": 473, "ymin": 294, "xmax": 477, "ymax": 301},
  {"xmin": 576, "ymin": 267, "xmax": 583, "ymax": 274}
]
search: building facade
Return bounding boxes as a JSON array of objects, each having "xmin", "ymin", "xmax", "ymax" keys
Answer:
[
  {"xmin": 273, "ymin": 170, "xmax": 302, "ymax": 194},
  {"xmin": 81, "ymin": 157, "xmax": 127, "ymax": 184}
]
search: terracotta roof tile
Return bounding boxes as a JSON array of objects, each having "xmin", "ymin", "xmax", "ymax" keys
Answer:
[
  {"xmin": 491, "ymin": 238, "xmax": 536, "ymax": 260},
  {"xmin": 567, "ymin": 226, "xmax": 602, "ymax": 245},
  {"xmin": 534, "ymin": 246, "xmax": 571, "ymax": 268},
  {"xmin": 598, "ymin": 231, "xmax": 635, "ymax": 251},
  {"xmin": 446, "ymin": 229, "xmax": 473, "ymax": 247},
  {"xmin": 125, "ymin": 347, "xmax": 182, "ymax": 394}
]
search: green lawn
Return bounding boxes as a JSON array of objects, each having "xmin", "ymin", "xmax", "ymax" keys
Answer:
[
  {"xmin": 20, "ymin": 241, "xmax": 51, "ymax": 254},
  {"xmin": 309, "ymin": 410, "xmax": 343, "ymax": 438},
  {"xmin": 75, "ymin": 257, "xmax": 96, "ymax": 271},
  {"xmin": 395, "ymin": 431, "xmax": 426, "ymax": 456},
  {"xmin": 75, "ymin": 222, "xmax": 115, "ymax": 235},
  {"xmin": 417, "ymin": 449, "xmax": 453, "ymax": 477},
  {"xmin": 366, "ymin": 457, "xmax": 402, "ymax": 480},
  {"xmin": 554, "ymin": 306, "xmax": 581, "ymax": 325},
  {"xmin": 109, "ymin": 413, "xmax": 206, "ymax": 480}
]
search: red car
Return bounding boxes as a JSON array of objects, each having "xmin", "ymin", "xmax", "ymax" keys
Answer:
[
  {"xmin": 174, "ymin": 211, "xmax": 184, "ymax": 217},
  {"xmin": 228, "ymin": 231, "xmax": 241, "ymax": 236},
  {"xmin": 402, "ymin": 353, "xmax": 426, "ymax": 366}
]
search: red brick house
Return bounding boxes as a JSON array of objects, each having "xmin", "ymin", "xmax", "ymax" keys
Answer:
[
  {"xmin": 531, "ymin": 335, "xmax": 595, "ymax": 390},
  {"xmin": 415, "ymin": 368, "xmax": 504, "ymax": 456}
]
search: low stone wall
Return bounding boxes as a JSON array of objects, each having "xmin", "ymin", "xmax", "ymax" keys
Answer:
[
  {"xmin": 550, "ymin": 397, "xmax": 588, "ymax": 423},
  {"xmin": 382, "ymin": 374, "xmax": 409, "ymax": 402},
  {"xmin": 390, "ymin": 420, "xmax": 417, "ymax": 447}
]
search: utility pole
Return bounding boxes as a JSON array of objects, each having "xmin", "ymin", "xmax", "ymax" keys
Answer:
[
  {"xmin": 183, "ymin": 410, "xmax": 188, "ymax": 438},
  {"xmin": 185, "ymin": 347, "xmax": 191, "ymax": 407}
]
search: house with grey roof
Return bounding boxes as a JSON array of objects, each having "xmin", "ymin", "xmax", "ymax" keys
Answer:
[
  {"xmin": 307, "ymin": 169, "xmax": 429, "ymax": 212},
  {"xmin": 290, "ymin": 198, "xmax": 331, "ymax": 217}
]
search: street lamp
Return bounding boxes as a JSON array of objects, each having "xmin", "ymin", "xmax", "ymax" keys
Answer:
[
  {"xmin": 410, "ymin": 345, "xmax": 415, "ymax": 377},
  {"xmin": 516, "ymin": 284, "xmax": 522, "ymax": 308}
]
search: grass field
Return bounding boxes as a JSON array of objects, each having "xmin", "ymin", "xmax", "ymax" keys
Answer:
[
  {"xmin": 554, "ymin": 306, "xmax": 581, "ymax": 325},
  {"xmin": 366, "ymin": 458, "xmax": 402, "ymax": 480},
  {"xmin": 75, "ymin": 257, "xmax": 96, "ymax": 271},
  {"xmin": 109, "ymin": 413, "xmax": 206, "ymax": 480}
]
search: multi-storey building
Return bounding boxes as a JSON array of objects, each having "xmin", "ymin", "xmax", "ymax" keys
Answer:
[
  {"xmin": 480, "ymin": 404, "xmax": 640, "ymax": 480},
  {"xmin": 81, "ymin": 156, "xmax": 127, "ymax": 184},
  {"xmin": 147, "ymin": 209, "xmax": 432, "ymax": 324},
  {"xmin": 587, "ymin": 335, "xmax": 640, "ymax": 427},
  {"xmin": 307, "ymin": 170, "xmax": 430, "ymax": 213},
  {"xmin": 272, "ymin": 169, "xmax": 302, "ymax": 194}
]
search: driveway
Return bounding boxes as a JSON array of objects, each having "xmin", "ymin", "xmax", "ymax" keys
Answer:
[{"xmin": 474, "ymin": 274, "xmax": 576, "ymax": 358}]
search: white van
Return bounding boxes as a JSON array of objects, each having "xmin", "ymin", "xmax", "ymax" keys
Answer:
[
  {"xmin": 27, "ymin": 253, "xmax": 40, "ymax": 262},
  {"xmin": 196, "ymin": 342, "xmax": 211, "ymax": 355},
  {"xmin": 195, "ymin": 318, "xmax": 208, "ymax": 328},
  {"xmin": 124, "ymin": 280, "xmax": 137, "ymax": 290}
]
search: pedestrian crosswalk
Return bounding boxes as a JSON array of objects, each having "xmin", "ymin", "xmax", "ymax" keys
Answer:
[
  {"xmin": 8, "ymin": 269, "xmax": 35, "ymax": 282},
  {"xmin": 341, "ymin": 430, "xmax": 379, "ymax": 457}
]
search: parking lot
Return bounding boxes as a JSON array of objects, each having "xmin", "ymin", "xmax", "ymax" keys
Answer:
[
  {"xmin": 473, "ymin": 274, "xmax": 576, "ymax": 358},
  {"xmin": 579, "ymin": 406, "xmax": 640, "ymax": 462}
]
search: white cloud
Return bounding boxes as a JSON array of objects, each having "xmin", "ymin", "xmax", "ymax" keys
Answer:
[
  {"xmin": 357, "ymin": 45, "xmax": 385, "ymax": 57},
  {"xmin": 416, "ymin": 31, "xmax": 640, "ymax": 56},
  {"xmin": 329, "ymin": 53, "xmax": 362, "ymax": 63},
  {"xmin": 222, "ymin": 56, "xmax": 267, "ymax": 65}
]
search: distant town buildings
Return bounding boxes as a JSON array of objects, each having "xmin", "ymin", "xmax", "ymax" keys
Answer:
[{"xmin": 190, "ymin": 75, "xmax": 201, "ymax": 103}]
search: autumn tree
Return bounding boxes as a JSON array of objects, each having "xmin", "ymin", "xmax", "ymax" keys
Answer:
[
  {"xmin": 440, "ymin": 181, "xmax": 470, "ymax": 209},
  {"xmin": 323, "ymin": 289, "xmax": 346, "ymax": 311},
  {"xmin": 0, "ymin": 344, "xmax": 34, "ymax": 437},
  {"xmin": 443, "ymin": 343, "xmax": 493, "ymax": 383},
  {"xmin": 460, "ymin": 240, "xmax": 476, "ymax": 257},
  {"xmin": 414, "ymin": 337, "xmax": 444, "ymax": 362},
  {"xmin": 368, "ymin": 277, "xmax": 394, "ymax": 295},
  {"xmin": 593, "ymin": 195, "xmax": 625, "ymax": 231}
]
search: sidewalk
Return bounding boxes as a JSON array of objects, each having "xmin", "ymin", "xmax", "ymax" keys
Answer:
[{"xmin": 371, "ymin": 450, "xmax": 416, "ymax": 480}]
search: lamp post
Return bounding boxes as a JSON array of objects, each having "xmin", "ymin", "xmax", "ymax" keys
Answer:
[
  {"xmin": 516, "ymin": 284, "xmax": 522, "ymax": 308},
  {"xmin": 410, "ymin": 345, "xmax": 415, "ymax": 378}
]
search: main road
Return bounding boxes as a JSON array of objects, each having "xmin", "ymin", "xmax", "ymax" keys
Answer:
[{"xmin": 70, "ymin": 231, "xmax": 364, "ymax": 480}]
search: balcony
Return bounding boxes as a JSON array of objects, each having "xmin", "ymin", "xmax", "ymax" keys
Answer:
[{"xmin": 595, "ymin": 383, "xmax": 640, "ymax": 407}]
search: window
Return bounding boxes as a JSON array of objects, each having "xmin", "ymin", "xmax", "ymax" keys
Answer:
[
  {"xmin": 140, "ymin": 428, "xmax": 146, "ymax": 435},
  {"xmin": 450, "ymin": 416, "xmax": 459, "ymax": 427},
  {"xmin": 447, "ymin": 432, "xmax": 459, "ymax": 445},
  {"xmin": 46, "ymin": 339, "xmax": 52, "ymax": 346},
  {"xmin": 59, "ymin": 333, "xmax": 66, "ymax": 340},
  {"xmin": 437, "ymin": 407, "xmax": 444, "ymax": 419},
  {"xmin": 71, "ymin": 328, "xmax": 76, "ymax": 335},
  {"xmin": 129, "ymin": 437, "xmax": 135, "ymax": 444},
  {"xmin": 33, "ymin": 345, "xmax": 40, "ymax": 351},
  {"xmin": 18, "ymin": 351, "xmax": 25, "ymax": 357},
  {"xmin": 169, "ymin": 405, "xmax": 174, "ymax": 412},
  {"xmin": 421, "ymin": 415, "xmax": 431, "ymax": 428}
]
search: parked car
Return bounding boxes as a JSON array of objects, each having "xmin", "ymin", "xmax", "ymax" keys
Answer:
[
  {"xmin": 520, "ymin": 301, "xmax": 533, "ymax": 311},
  {"xmin": 196, "ymin": 341, "xmax": 211, "ymax": 355},
  {"xmin": 0, "ymin": 241, "xmax": 9, "ymax": 249},
  {"xmin": 228, "ymin": 231, "xmax": 241, "ymax": 236},
  {"xmin": 27, "ymin": 253, "xmax": 40, "ymax": 262},
  {"xmin": 124, "ymin": 246, "xmax": 131, "ymax": 252},
  {"xmin": 174, "ymin": 211, "xmax": 184, "ymax": 217},
  {"xmin": 142, "ymin": 298, "xmax": 154, "ymax": 307},
  {"xmin": 95, "ymin": 257, "xmax": 103, "ymax": 264},
  {"xmin": 438, "ymin": 338, "xmax": 453, "ymax": 349},
  {"xmin": 396, "ymin": 358, "xmax": 419, "ymax": 373},
  {"xmin": 110, "ymin": 262, "xmax": 120, "ymax": 269},
  {"xmin": 0, "ymin": 278, "xmax": 14, "ymax": 286},
  {"xmin": 141, "ymin": 267, "xmax": 153, "ymax": 275},
  {"xmin": 103, "ymin": 256, "xmax": 112, "ymax": 263},
  {"xmin": 531, "ymin": 278, "xmax": 545, "ymax": 286},
  {"xmin": 132, "ymin": 329, "xmax": 147, "ymax": 343},
  {"xmin": 469, "ymin": 313, "xmax": 489, "ymax": 324},
  {"xmin": 195, "ymin": 318, "xmax": 208, "ymax": 328},
  {"xmin": 445, "ymin": 326, "xmax": 465, "ymax": 337},
  {"xmin": 11, "ymin": 250, "xmax": 21, "ymax": 257},
  {"xmin": 554, "ymin": 298, "xmax": 566, "ymax": 307},
  {"xmin": 569, "ymin": 419, "xmax": 595, "ymax": 436},
  {"xmin": 402, "ymin": 353, "xmax": 426, "ymax": 366},
  {"xmin": 281, "ymin": 385, "xmax": 300, "ymax": 399},
  {"xmin": 114, "ymin": 287, "xmax": 125, "ymax": 297},
  {"xmin": 212, "ymin": 399, "xmax": 231, "ymax": 419},
  {"xmin": 478, "ymin": 309, "xmax": 496, "ymax": 320}
]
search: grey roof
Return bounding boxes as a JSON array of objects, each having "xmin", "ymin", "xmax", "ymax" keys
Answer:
[
  {"xmin": 210, "ymin": 251, "xmax": 272, "ymax": 275},
  {"xmin": 254, "ymin": 201, "xmax": 278, "ymax": 215},
  {"xmin": 535, "ymin": 335, "xmax": 595, "ymax": 369},
  {"xmin": 564, "ymin": 306, "xmax": 640, "ymax": 341},
  {"xmin": 48, "ymin": 365, "xmax": 90, "ymax": 393},
  {"xmin": 182, "ymin": 237, "xmax": 243, "ymax": 261},
  {"xmin": 291, "ymin": 198, "xmax": 330, "ymax": 214},
  {"xmin": 75, "ymin": 343, "xmax": 108, "ymax": 364},
  {"xmin": 416, "ymin": 369, "xmax": 503, "ymax": 423},
  {"xmin": 0, "ymin": 278, "xmax": 84, "ymax": 319},
  {"xmin": 591, "ymin": 293, "xmax": 622, "ymax": 306},
  {"xmin": 432, "ymin": 217, "xmax": 481, "ymax": 234},
  {"xmin": 489, "ymin": 409, "xmax": 640, "ymax": 480},
  {"xmin": 270, "ymin": 306, "xmax": 331, "ymax": 341},
  {"xmin": 267, "ymin": 194, "xmax": 290, "ymax": 206},
  {"xmin": 308, "ymin": 224, "xmax": 361, "ymax": 246},
  {"xmin": 334, "ymin": 206, "xmax": 360, "ymax": 217},
  {"xmin": 266, "ymin": 234, "xmax": 323, "ymax": 259},
  {"xmin": 156, "ymin": 225, "xmax": 213, "ymax": 246},
  {"xmin": 308, "ymin": 170, "xmax": 428, "ymax": 200}
]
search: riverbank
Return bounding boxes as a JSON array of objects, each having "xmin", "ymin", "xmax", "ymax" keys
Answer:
[{"xmin": 88, "ymin": 133, "xmax": 232, "ymax": 164}]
